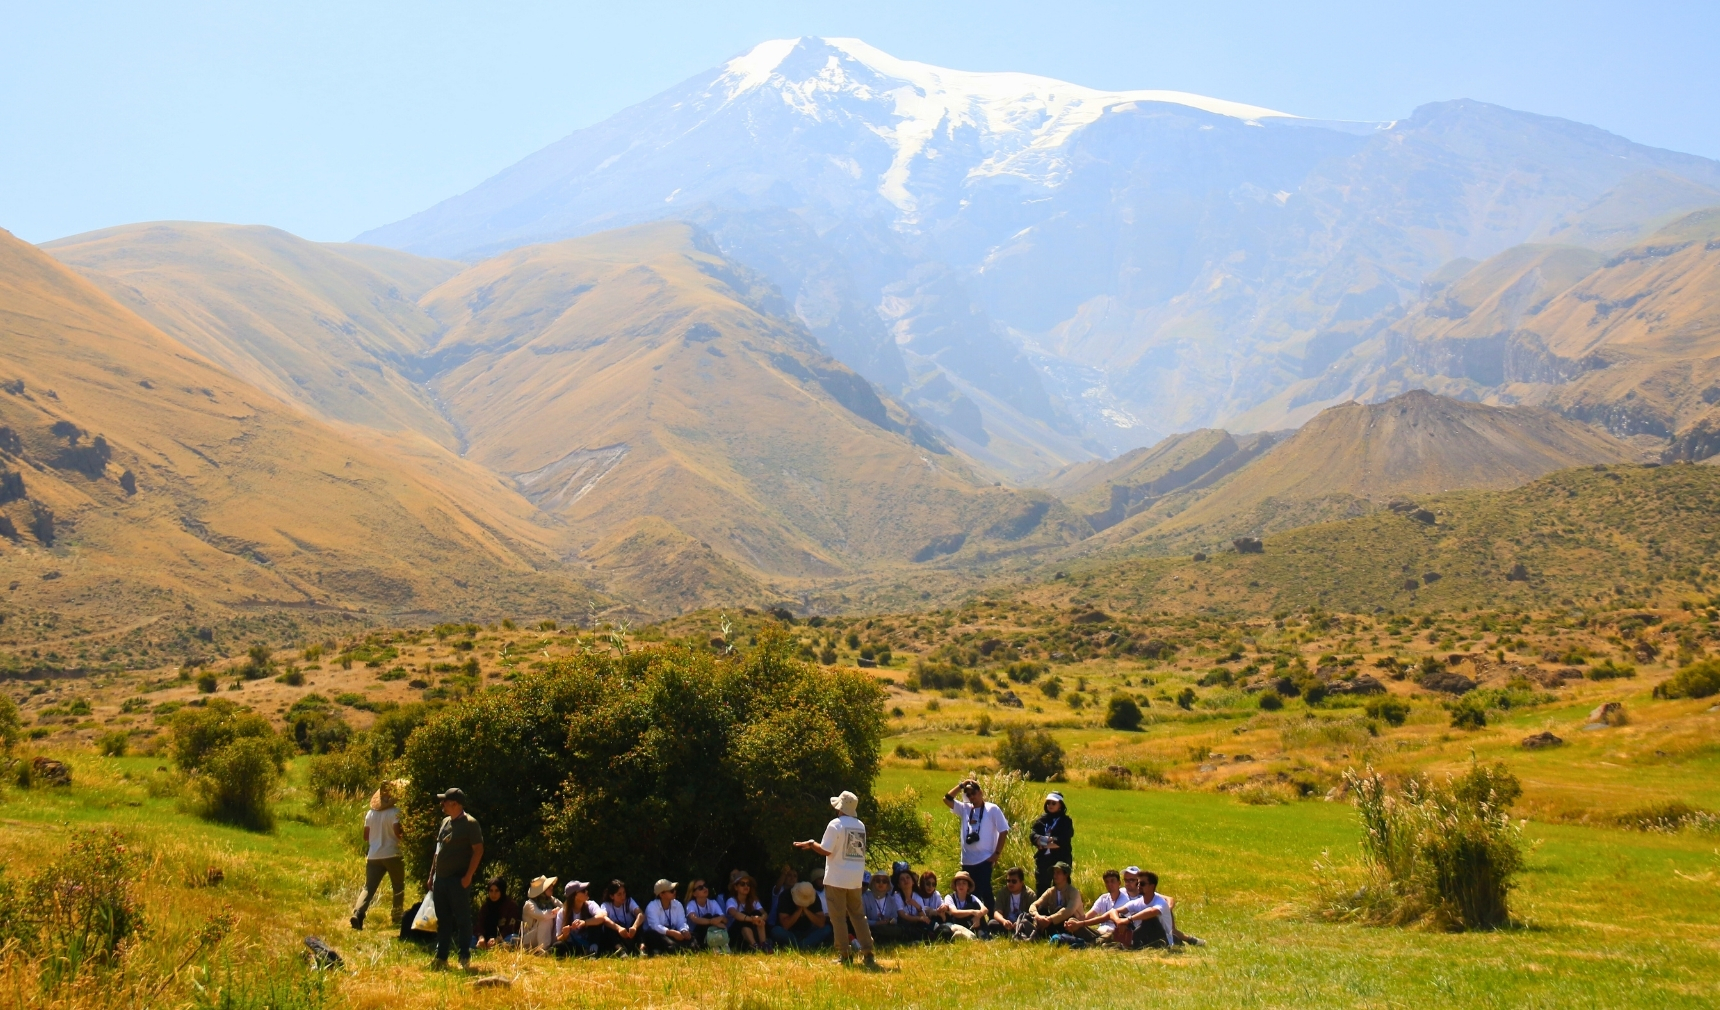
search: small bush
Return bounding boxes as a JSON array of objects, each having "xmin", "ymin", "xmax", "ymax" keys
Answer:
[
  {"xmin": 1449, "ymin": 696, "xmax": 1487, "ymax": 729},
  {"xmin": 0, "ymin": 828, "xmax": 147, "ymax": 984},
  {"xmin": 1105, "ymin": 695, "xmax": 1144, "ymax": 731},
  {"xmin": 1614, "ymin": 801, "xmax": 1716, "ymax": 832},
  {"xmin": 1365, "ymin": 697, "xmax": 1410, "ymax": 727},
  {"xmin": 1088, "ymin": 767, "xmax": 1132, "ymax": 790},
  {"xmin": 1585, "ymin": 660, "xmax": 1636, "ymax": 681},
  {"xmin": 1258, "ymin": 690, "xmax": 1284, "ymax": 711},
  {"xmin": 196, "ymin": 670, "xmax": 218, "ymax": 693},
  {"xmin": 0, "ymin": 694, "xmax": 20, "ymax": 752},
  {"xmin": 170, "ymin": 699, "xmax": 282, "ymax": 772},
  {"xmin": 1321, "ymin": 762, "xmax": 1525, "ymax": 930},
  {"xmin": 974, "ymin": 713, "xmax": 993, "ymax": 737},
  {"xmin": 1005, "ymin": 661, "xmax": 1044, "ymax": 684},
  {"xmin": 1655, "ymin": 659, "xmax": 1720, "ymax": 700},
  {"xmin": 188, "ymin": 736, "xmax": 281, "ymax": 831},
  {"xmin": 96, "ymin": 731, "xmax": 129, "ymax": 757},
  {"xmin": 1175, "ymin": 687, "xmax": 1196, "ymax": 710},
  {"xmin": 274, "ymin": 668, "xmax": 305, "ymax": 686},
  {"xmin": 994, "ymin": 727, "xmax": 1066, "ymax": 782}
]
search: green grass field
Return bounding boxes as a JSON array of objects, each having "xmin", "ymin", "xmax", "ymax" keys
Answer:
[{"xmin": 3, "ymin": 740, "xmax": 1717, "ymax": 1009}]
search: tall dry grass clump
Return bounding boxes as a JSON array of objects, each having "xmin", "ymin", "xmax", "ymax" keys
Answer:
[{"xmin": 1317, "ymin": 762, "xmax": 1525, "ymax": 930}]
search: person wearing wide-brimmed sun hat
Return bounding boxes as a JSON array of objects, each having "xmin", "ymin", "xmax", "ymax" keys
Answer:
[
  {"xmin": 520, "ymin": 875, "xmax": 563, "ymax": 952},
  {"xmin": 350, "ymin": 778, "xmax": 407, "ymax": 931},
  {"xmin": 795, "ymin": 789, "xmax": 878, "ymax": 969},
  {"xmin": 1029, "ymin": 791, "xmax": 1074, "ymax": 894}
]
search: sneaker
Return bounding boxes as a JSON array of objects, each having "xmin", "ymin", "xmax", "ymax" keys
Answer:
[
  {"xmin": 458, "ymin": 957, "xmax": 471, "ymax": 972},
  {"xmin": 1183, "ymin": 935, "xmax": 1206, "ymax": 946},
  {"xmin": 861, "ymin": 954, "xmax": 881, "ymax": 971},
  {"xmin": 349, "ymin": 915, "xmax": 364, "ymax": 931}
]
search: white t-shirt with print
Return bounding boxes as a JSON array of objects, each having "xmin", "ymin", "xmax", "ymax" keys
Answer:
[
  {"xmin": 950, "ymin": 799, "xmax": 1010, "ymax": 865},
  {"xmin": 364, "ymin": 807, "xmax": 401, "ymax": 860},
  {"xmin": 819, "ymin": 815, "xmax": 868, "ymax": 889}
]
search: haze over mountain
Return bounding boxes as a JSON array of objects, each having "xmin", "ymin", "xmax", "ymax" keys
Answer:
[{"xmin": 359, "ymin": 37, "xmax": 1720, "ymax": 473}]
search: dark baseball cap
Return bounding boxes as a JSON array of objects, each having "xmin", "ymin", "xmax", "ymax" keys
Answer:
[{"xmin": 437, "ymin": 787, "xmax": 468, "ymax": 804}]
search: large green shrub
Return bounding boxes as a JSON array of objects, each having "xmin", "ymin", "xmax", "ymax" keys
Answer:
[
  {"xmin": 0, "ymin": 693, "xmax": 20, "ymax": 752},
  {"xmin": 993, "ymin": 727, "xmax": 1065, "ymax": 782},
  {"xmin": 169, "ymin": 699, "xmax": 283, "ymax": 772},
  {"xmin": 188, "ymin": 736, "xmax": 282, "ymax": 831},
  {"xmin": 399, "ymin": 630, "xmax": 887, "ymax": 888},
  {"xmin": 1105, "ymin": 695, "xmax": 1143, "ymax": 731},
  {"xmin": 1655, "ymin": 659, "xmax": 1720, "ymax": 700}
]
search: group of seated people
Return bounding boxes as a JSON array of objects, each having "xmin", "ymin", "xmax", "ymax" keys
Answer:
[{"xmin": 454, "ymin": 861, "xmax": 1198, "ymax": 956}]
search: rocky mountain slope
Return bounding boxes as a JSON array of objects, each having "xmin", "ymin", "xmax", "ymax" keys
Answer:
[
  {"xmin": 1251, "ymin": 210, "xmax": 1720, "ymax": 462},
  {"xmin": 1073, "ymin": 390, "xmax": 1636, "ymax": 553},
  {"xmin": 357, "ymin": 37, "xmax": 1720, "ymax": 469},
  {"xmin": 0, "ymin": 227, "xmax": 587, "ymax": 645}
]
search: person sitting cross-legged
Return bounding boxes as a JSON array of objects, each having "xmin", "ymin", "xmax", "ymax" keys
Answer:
[
  {"xmin": 888, "ymin": 869, "xmax": 932, "ymax": 944},
  {"xmin": 553, "ymin": 880, "xmax": 607, "ymax": 957},
  {"xmin": 596, "ymin": 880, "xmax": 644, "ymax": 956},
  {"xmin": 989, "ymin": 866, "xmax": 1033, "ymax": 938},
  {"xmin": 863, "ymin": 871, "xmax": 901, "ymax": 946},
  {"xmin": 684, "ymin": 879, "xmax": 730, "ymax": 952},
  {"xmin": 1063, "ymin": 868, "xmax": 1126, "ymax": 944},
  {"xmin": 936, "ymin": 870, "xmax": 989, "ymax": 940},
  {"xmin": 475, "ymin": 877, "xmax": 520, "ymax": 950},
  {"xmin": 643, "ymin": 879, "xmax": 694, "ymax": 955},
  {"xmin": 769, "ymin": 881, "xmax": 832, "ymax": 950},
  {"xmin": 725, "ymin": 874, "xmax": 770, "ymax": 952},
  {"xmin": 519, "ymin": 875, "xmax": 563, "ymax": 952},
  {"xmin": 917, "ymin": 869, "xmax": 948, "ymax": 926},
  {"xmin": 1022, "ymin": 861, "xmax": 1083, "ymax": 941},
  {"xmin": 1113, "ymin": 870, "xmax": 1204, "ymax": 948}
]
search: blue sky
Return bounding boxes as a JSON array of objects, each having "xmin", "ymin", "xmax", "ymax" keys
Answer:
[{"xmin": 3, "ymin": 0, "xmax": 1716, "ymax": 244}]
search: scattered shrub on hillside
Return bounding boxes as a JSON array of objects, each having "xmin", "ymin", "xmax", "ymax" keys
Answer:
[
  {"xmin": 1319, "ymin": 762, "xmax": 1525, "ymax": 930},
  {"xmin": 1175, "ymin": 687, "xmax": 1196, "ymax": 710},
  {"xmin": 1105, "ymin": 695, "xmax": 1144, "ymax": 731},
  {"xmin": 1449, "ymin": 695, "xmax": 1487, "ymax": 729},
  {"xmin": 285, "ymin": 694, "xmax": 352, "ymax": 754},
  {"xmin": 0, "ymin": 694, "xmax": 19, "ymax": 752},
  {"xmin": 238, "ymin": 643, "xmax": 275, "ymax": 681},
  {"xmin": 196, "ymin": 670, "xmax": 218, "ymax": 694},
  {"xmin": 1005, "ymin": 661, "xmax": 1044, "ymax": 684},
  {"xmin": 1613, "ymin": 801, "xmax": 1718, "ymax": 833},
  {"xmin": 97, "ymin": 731, "xmax": 129, "ymax": 757},
  {"xmin": 1364, "ymin": 697, "xmax": 1410, "ymax": 727},
  {"xmin": 1259, "ymin": 690, "xmax": 1284, "ymax": 711},
  {"xmin": 1039, "ymin": 677, "xmax": 1062, "ymax": 700},
  {"xmin": 994, "ymin": 727, "xmax": 1065, "ymax": 782},
  {"xmin": 1088, "ymin": 767, "xmax": 1132, "ymax": 790},
  {"xmin": 399, "ymin": 629, "xmax": 887, "ymax": 889},
  {"xmin": 1654, "ymin": 659, "xmax": 1720, "ymax": 700},
  {"xmin": 1585, "ymin": 660, "xmax": 1636, "ymax": 681}
]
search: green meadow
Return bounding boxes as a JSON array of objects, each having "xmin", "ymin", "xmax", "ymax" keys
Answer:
[{"xmin": 3, "ymin": 745, "xmax": 1717, "ymax": 1009}]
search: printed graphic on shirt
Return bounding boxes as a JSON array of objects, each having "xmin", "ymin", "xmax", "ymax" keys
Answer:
[{"xmin": 841, "ymin": 826, "xmax": 867, "ymax": 860}]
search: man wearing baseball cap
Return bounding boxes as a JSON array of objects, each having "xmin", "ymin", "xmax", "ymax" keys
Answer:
[
  {"xmin": 427, "ymin": 787, "xmax": 484, "ymax": 971},
  {"xmin": 795, "ymin": 789, "xmax": 878, "ymax": 969}
]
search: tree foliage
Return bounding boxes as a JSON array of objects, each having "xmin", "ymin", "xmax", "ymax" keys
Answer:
[
  {"xmin": 399, "ymin": 630, "xmax": 888, "ymax": 889},
  {"xmin": 993, "ymin": 727, "xmax": 1065, "ymax": 782}
]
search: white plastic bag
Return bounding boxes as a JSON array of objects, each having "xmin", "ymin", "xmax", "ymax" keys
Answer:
[{"xmin": 411, "ymin": 891, "xmax": 438, "ymax": 932}]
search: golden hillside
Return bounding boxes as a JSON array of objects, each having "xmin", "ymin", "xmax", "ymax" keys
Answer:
[
  {"xmin": 46, "ymin": 222, "xmax": 463, "ymax": 447},
  {"xmin": 1097, "ymin": 390, "xmax": 1634, "ymax": 552},
  {"xmin": 419, "ymin": 222, "xmax": 1087, "ymax": 611},
  {"xmin": 0, "ymin": 227, "xmax": 590, "ymax": 641}
]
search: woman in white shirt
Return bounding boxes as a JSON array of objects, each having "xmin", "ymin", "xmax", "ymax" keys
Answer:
[
  {"xmin": 683, "ymin": 879, "xmax": 730, "ymax": 951},
  {"xmin": 520, "ymin": 875, "xmax": 563, "ymax": 952},
  {"xmin": 597, "ymin": 880, "xmax": 644, "ymax": 956},
  {"xmin": 890, "ymin": 869, "xmax": 931, "ymax": 943},
  {"xmin": 725, "ymin": 874, "xmax": 769, "ymax": 952},
  {"xmin": 917, "ymin": 869, "xmax": 947, "ymax": 925},
  {"xmin": 349, "ymin": 780, "xmax": 405, "ymax": 931}
]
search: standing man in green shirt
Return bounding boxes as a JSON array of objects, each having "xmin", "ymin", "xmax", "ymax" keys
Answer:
[{"xmin": 428, "ymin": 787, "xmax": 484, "ymax": 971}]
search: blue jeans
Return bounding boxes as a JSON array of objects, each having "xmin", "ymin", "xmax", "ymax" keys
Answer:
[
  {"xmin": 432, "ymin": 876, "xmax": 473, "ymax": 962},
  {"xmin": 769, "ymin": 924, "xmax": 833, "ymax": 950}
]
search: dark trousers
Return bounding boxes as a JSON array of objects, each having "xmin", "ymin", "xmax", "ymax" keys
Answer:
[
  {"xmin": 961, "ymin": 863, "xmax": 996, "ymax": 910},
  {"xmin": 642, "ymin": 929, "xmax": 693, "ymax": 955},
  {"xmin": 1129, "ymin": 916, "xmax": 1170, "ymax": 949},
  {"xmin": 1034, "ymin": 855, "xmax": 1058, "ymax": 895},
  {"xmin": 431, "ymin": 876, "xmax": 472, "ymax": 963}
]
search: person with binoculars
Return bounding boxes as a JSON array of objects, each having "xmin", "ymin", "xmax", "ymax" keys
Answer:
[{"xmin": 942, "ymin": 778, "xmax": 1010, "ymax": 910}]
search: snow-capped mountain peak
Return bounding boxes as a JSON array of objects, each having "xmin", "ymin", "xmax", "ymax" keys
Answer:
[{"xmin": 715, "ymin": 37, "xmax": 1296, "ymax": 220}]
